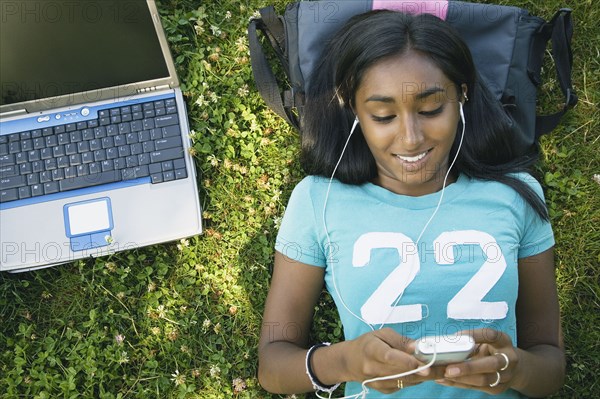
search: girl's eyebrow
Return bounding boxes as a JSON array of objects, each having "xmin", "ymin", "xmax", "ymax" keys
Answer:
[
  {"xmin": 364, "ymin": 87, "xmax": 446, "ymax": 103},
  {"xmin": 415, "ymin": 87, "xmax": 445, "ymax": 100}
]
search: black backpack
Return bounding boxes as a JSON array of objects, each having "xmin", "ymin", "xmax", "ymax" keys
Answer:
[{"xmin": 248, "ymin": 0, "xmax": 577, "ymax": 156}]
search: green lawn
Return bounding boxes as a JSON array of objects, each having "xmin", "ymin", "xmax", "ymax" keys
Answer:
[{"xmin": 1, "ymin": 0, "xmax": 598, "ymax": 398}]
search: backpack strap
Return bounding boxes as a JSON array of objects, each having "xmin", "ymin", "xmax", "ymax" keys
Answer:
[
  {"xmin": 248, "ymin": 6, "xmax": 300, "ymax": 129},
  {"xmin": 530, "ymin": 8, "xmax": 578, "ymax": 138}
]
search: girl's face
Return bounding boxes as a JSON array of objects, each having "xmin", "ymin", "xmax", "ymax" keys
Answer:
[{"xmin": 354, "ymin": 50, "xmax": 465, "ymax": 196}]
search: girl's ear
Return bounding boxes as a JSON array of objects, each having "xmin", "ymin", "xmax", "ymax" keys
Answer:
[
  {"xmin": 349, "ymin": 99, "xmax": 358, "ymax": 120},
  {"xmin": 461, "ymin": 83, "xmax": 468, "ymax": 103}
]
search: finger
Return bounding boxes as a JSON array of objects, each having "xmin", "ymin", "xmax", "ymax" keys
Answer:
[
  {"xmin": 360, "ymin": 330, "xmax": 422, "ymax": 375},
  {"xmin": 420, "ymin": 365, "xmax": 446, "ymax": 380},
  {"xmin": 436, "ymin": 373, "xmax": 503, "ymax": 394},
  {"xmin": 468, "ymin": 328, "xmax": 510, "ymax": 347},
  {"xmin": 373, "ymin": 329, "xmax": 429, "ymax": 374},
  {"xmin": 367, "ymin": 376, "xmax": 425, "ymax": 395},
  {"xmin": 439, "ymin": 362, "xmax": 506, "ymax": 391},
  {"xmin": 444, "ymin": 353, "xmax": 503, "ymax": 379},
  {"xmin": 442, "ymin": 369, "xmax": 501, "ymax": 387},
  {"xmin": 374, "ymin": 328, "xmax": 415, "ymax": 353}
]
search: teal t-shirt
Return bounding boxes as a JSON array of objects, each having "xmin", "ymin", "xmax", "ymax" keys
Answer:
[{"xmin": 275, "ymin": 173, "xmax": 554, "ymax": 399}]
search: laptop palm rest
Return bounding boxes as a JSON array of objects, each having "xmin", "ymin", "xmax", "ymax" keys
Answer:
[{"xmin": 64, "ymin": 198, "xmax": 114, "ymax": 251}]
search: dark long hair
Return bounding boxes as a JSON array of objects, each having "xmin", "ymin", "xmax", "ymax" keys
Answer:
[{"xmin": 301, "ymin": 10, "xmax": 548, "ymax": 220}]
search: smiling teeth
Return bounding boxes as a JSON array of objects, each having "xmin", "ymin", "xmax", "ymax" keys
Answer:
[{"xmin": 397, "ymin": 151, "xmax": 428, "ymax": 162}]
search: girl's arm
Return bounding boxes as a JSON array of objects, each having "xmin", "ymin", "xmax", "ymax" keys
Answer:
[
  {"xmin": 436, "ymin": 248, "xmax": 565, "ymax": 397},
  {"xmin": 258, "ymin": 251, "xmax": 429, "ymax": 394},
  {"xmin": 511, "ymin": 246, "xmax": 565, "ymax": 396},
  {"xmin": 257, "ymin": 251, "xmax": 328, "ymax": 393}
]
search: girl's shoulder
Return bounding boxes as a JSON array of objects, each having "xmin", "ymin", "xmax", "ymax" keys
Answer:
[
  {"xmin": 292, "ymin": 175, "xmax": 351, "ymax": 196},
  {"xmin": 468, "ymin": 172, "xmax": 545, "ymax": 198}
]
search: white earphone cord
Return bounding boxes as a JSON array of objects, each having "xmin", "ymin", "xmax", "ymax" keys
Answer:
[
  {"xmin": 320, "ymin": 106, "xmax": 465, "ymax": 397},
  {"xmin": 379, "ymin": 101, "xmax": 465, "ymax": 328}
]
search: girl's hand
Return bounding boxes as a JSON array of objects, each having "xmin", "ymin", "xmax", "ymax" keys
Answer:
[
  {"xmin": 435, "ymin": 328, "xmax": 519, "ymax": 394},
  {"xmin": 343, "ymin": 328, "xmax": 432, "ymax": 394}
]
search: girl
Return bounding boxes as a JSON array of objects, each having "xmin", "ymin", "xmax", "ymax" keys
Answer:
[{"xmin": 258, "ymin": 10, "xmax": 564, "ymax": 399}]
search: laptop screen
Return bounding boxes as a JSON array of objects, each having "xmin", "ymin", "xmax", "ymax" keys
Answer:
[{"xmin": 0, "ymin": 0, "xmax": 170, "ymax": 106}]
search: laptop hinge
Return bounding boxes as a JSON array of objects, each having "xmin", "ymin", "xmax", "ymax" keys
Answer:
[
  {"xmin": 137, "ymin": 84, "xmax": 171, "ymax": 94},
  {"xmin": 0, "ymin": 108, "xmax": 28, "ymax": 119}
]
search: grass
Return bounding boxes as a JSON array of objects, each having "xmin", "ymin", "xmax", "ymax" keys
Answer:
[{"xmin": 0, "ymin": 0, "xmax": 598, "ymax": 398}]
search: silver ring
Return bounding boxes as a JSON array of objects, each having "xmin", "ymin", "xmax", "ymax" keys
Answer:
[
  {"xmin": 489, "ymin": 371, "xmax": 501, "ymax": 388},
  {"xmin": 494, "ymin": 352, "xmax": 510, "ymax": 371},
  {"xmin": 397, "ymin": 379, "xmax": 403, "ymax": 389}
]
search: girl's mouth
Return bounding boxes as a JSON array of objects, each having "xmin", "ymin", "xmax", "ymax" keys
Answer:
[{"xmin": 395, "ymin": 149, "xmax": 431, "ymax": 163}]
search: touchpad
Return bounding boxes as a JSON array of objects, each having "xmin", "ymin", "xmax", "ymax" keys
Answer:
[{"xmin": 64, "ymin": 198, "xmax": 114, "ymax": 251}]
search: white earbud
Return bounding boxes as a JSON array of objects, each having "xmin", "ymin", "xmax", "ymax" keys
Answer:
[
  {"xmin": 459, "ymin": 101, "xmax": 465, "ymax": 125},
  {"xmin": 351, "ymin": 116, "xmax": 359, "ymax": 132}
]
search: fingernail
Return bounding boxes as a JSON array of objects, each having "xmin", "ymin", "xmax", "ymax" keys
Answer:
[
  {"xmin": 417, "ymin": 368, "xmax": 430, "ymax": 376},
  {"xmin": 435, "ymin": 379, "xmax": 447, "ymax": 384},
  {"xmin": 446, "ymin": 367, "xmax": 460, "ymax": 377}
]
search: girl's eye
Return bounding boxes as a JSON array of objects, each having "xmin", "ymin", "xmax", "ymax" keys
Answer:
[
  {"xmin": 371, "ymin": 115, "xmax": 395, "ymax": 123},
  {"xmin": 419, "ymin": 105, "xmax": 444, "ymax": 116}
]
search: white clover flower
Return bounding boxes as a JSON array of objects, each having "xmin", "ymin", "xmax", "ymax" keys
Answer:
[
  {"xmin": 209, "ymin": 365, "xmax": 221, "ymax": 378},
  {"xmin": 118, "ymin": 351, "xmax": 129, "ymax": 364},
  {"xmin": 235, "ymin": 37, "xmax": 247, "ymax": 52},
  {"xmin": 195, "ymin": 94, "xmax": 205, "ymax": 107},
  {"xmin": 147, "ymin": 282, "xmax": 156, "ymax": 292},
  {"xmin": 115, "ymin": 334, "xmax": 125, "ymax": 345},
  {"xmin": 207, "ymin": 155, "xmax": 219, "ymax": 167},
  {"xmin": 210, "ymin": 25, "xmax": 222, "ymax": 36},
  {"xmin": 232, "ymin": 377, "xmax": 247, "ymax": 393},
  {"xmin": 237, "ymin": 85, "xmax": 249, "ymax": 97},
  {"xmin": 171, "ymin": 369, "xmax": 186, "ymax": 386},
  {"xmin": 202, "ymin": 318, "xmax": 211, "ymax": 333},
  {"xmin": 250, "ymin": 11, "xmax": 260, "ymax": 21}
]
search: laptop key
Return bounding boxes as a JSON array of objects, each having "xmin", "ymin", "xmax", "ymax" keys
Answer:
[
  {"xmin": 57, "ymin": 156, "xmax": 69, "ymax": 168},
  {"xmin": 44, "ymin": 182, "xmax": 59, "ymax": 194},
  {"xmin": 173, "ymin": 158, "xmax": 186, "ymax": 169},
  {"xmin": 150, "ymin": 148, "xmax": 183, "ymax": 163},
  {"xmin": 154, "ymin": 114, "xmax": 178, "ymax": 128},
  {"xmin": 0, "ymin": 165, "xmax": 17, "ymax": 177},
  {"xmin": 162, "ymin": 124, "xmax": 181, "ymax": 138},
  {"xmin": 149, "ymin": 163, "xmax": 161, "ymax": 174},
  {"xmin": 52, "ymin": 169, "xmax": 64, "ymax": 180},
  {"xmin": 0, "ymin": 175, "xmax": 26, "ymax": 190},
  {"xmin": 31, "ymin": 184, "xmax": 43, "ymax": 196},
  {"xmin": 59, "ymin": 170, "xmax": 120, "ymax": 191},
  {"xmin": 40, "ymin": 171, "xmax": 52, "ymax": 183},
  {"xmin": 32, "ymin": 161, "xmax": 44, "ymax": 173},
  {"xmin": 18, "ymin": 186, "xmax": 31, "ymax": 199},
  {"xmin": 163, "ymin": 171, "xmax": 175, "ymax": 182},
  {"xmin": 89, "ymin": 162, "xmax": 101, "ymax": 174},
  {"xmin": 175, "ymin": 168, "xmax": 187, "ymax": 180},
  {"xmin": 150, "ymin": 173, "xmax": 163, "ymax": 184},
  {"xmin": 19, "ymin": 163, "xmax": 32, "ymax": 175},
  {"xmin": 0, "ymin": 188, "xmax": 19, "ymax": 203},
  {"xmin": 155, "ymin": 136, "xmax": 182, "ymax": 150},
  {"xmin": 15, "ymin": 153, "xmax": 26, "ymax": 164},
  {"xmin": 0, "ymin": 154, "xmax": 15, "ymax": 165},
  {"xmin": 27, "ymin": 174, "xmax": 39, "ymax": 185},
  {"xmin": 64, "ymin": 167, "xmax": 77, "ymax": 179}
]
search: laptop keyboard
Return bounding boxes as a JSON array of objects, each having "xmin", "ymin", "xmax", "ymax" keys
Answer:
[{"xmin": 0, "ymin": 98, "xmax": 188, "ymax": 204}]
